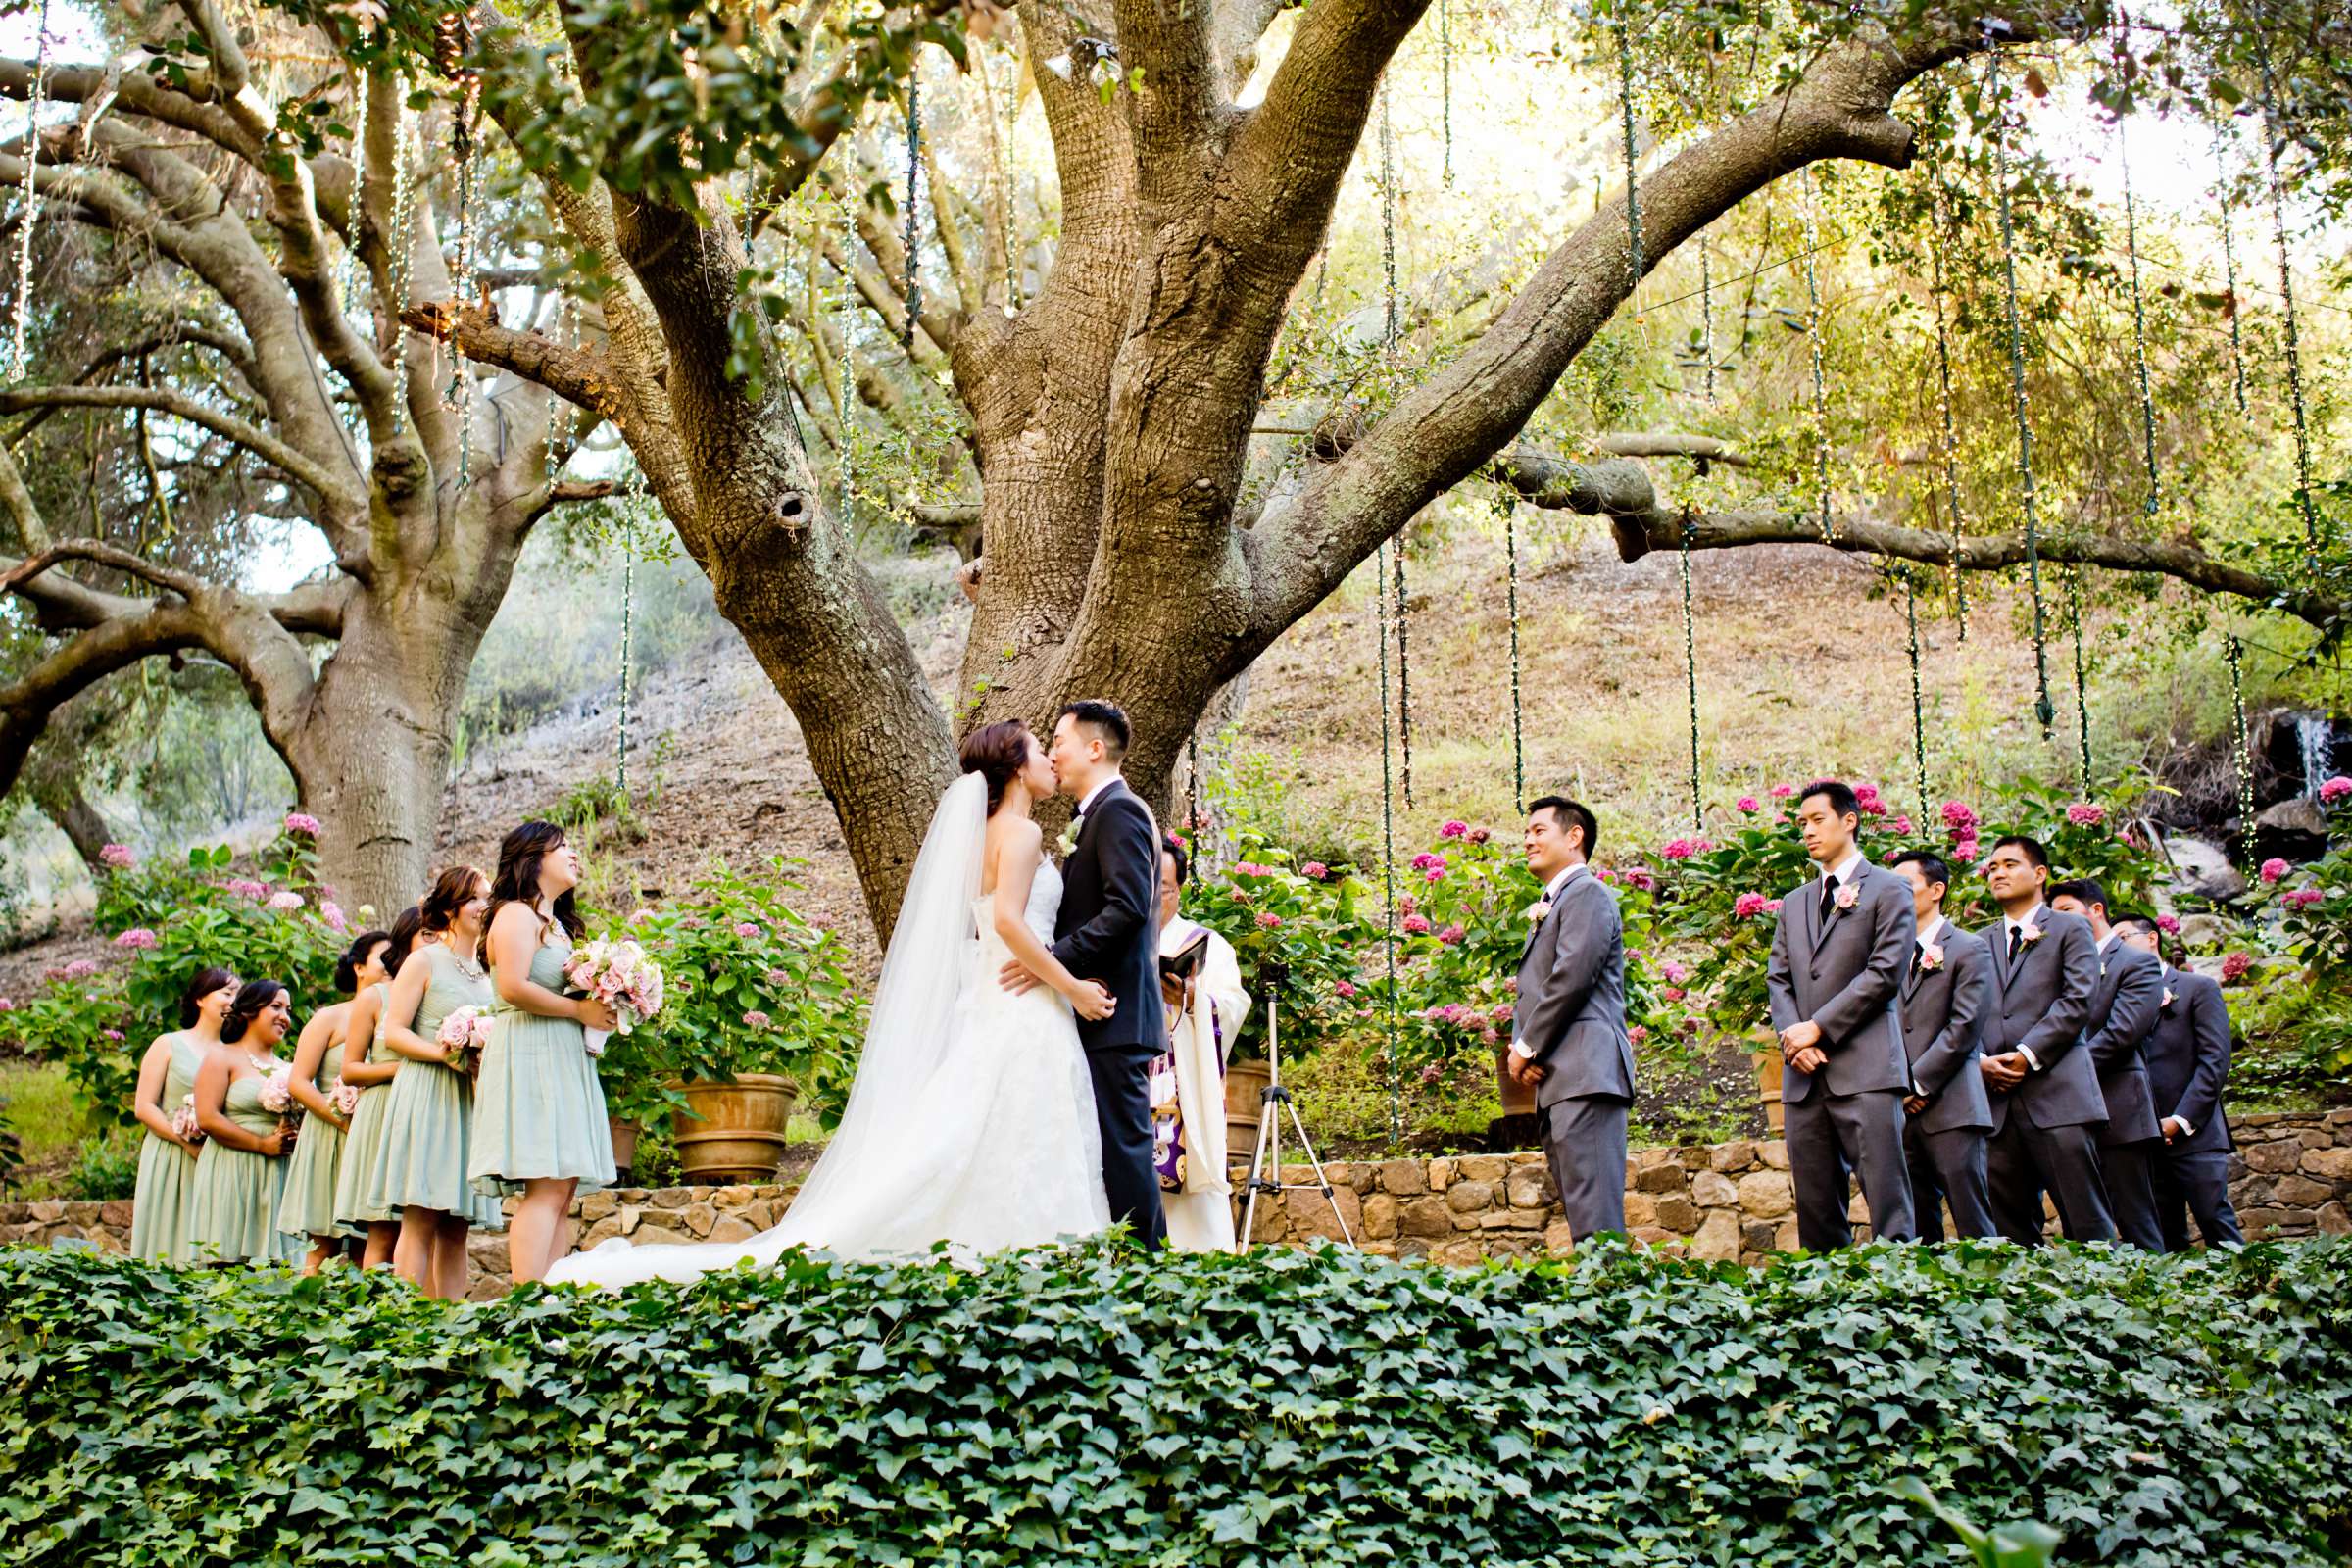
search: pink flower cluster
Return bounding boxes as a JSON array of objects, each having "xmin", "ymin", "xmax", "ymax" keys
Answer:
[
  {"xmin": 437, "ymin": 1005, "xmax": 495, "ymax": 1071},
  {"xmin": 732, "ymin": 921, "xmax": 762, "ymax": 940},
  {"xmin": 2064, "ymin": 802, "xmax": 2106, "ymax": 827},
  {"xmin": 1736, "ymin": 796, "xmax": 1761, "ymax": 813},
  {"xmin": 1256, "ymin": 911, "xmax": 1284, "ymax": 929},
  {"xmin": 1301, "ymin": 862, "xmax": 1329, "ymax": 880},
  {"xmin": 1437, "ymin": 924, "xmax": 1465, "ymax": 946},
  {"xmin": 283, "ymin": 812, "xmax": 321, "ymax": 837},
  {"xmin": 269, "ymin": 891, "xmax": 305, "ymax": 912},
  {"xmin": 2323, "ymin": 776, "xmax": 2352, "ymax": 805},
  {"xmin": 1889, "ymin": 815, "xmax": 1914, "ymax": 836},
  {"xmin": 59, "ymin": 959, "xmax": 97, "ymax": 981},
  {"xmin": 1620, "ymin": 868, "xmax": 1656, "ymax": 892},
  {"xmin": 99, "ymin": 843, "xmax": 136, "ymax": 869},
  {"xmin": 2283, "ymin": 887, "xmax": 2325, "ymax": 909},
  {"xmin": 1232, "ymin": 861, "xmax": 1276, "ymax": 879},
  {"xmin": 1467, "ymin": 827, "xmax": 1492, "ymax": 845},
  {"xmin": 1660, "ymin": 839, "xmax": 1696, "ymax": 860},
  {"xmin": 2221, "ymin": 951, "xmax": 2252, "ymax": 983},
  {"xmin": 223, "ymin": 878, "xmax": 270, "ymax": 901},
  {"xmin": 113, "ymin": 928, "xmax": 158, "ymax": 951},
  {"xmin": 1733, "ymin": 893, "xmax": 1769, "ymax": 919},
  {"xmin": 1660, "ymin": 961, "xmax": 1690, "ymax": 985},
  {"xmin": 1769, "ymin": 784, "xmax": 1793, "ymax": 799},
  {"xmin": 1421, "ymin": 1003, "xmax": 1482, "ymax": 1028},
  {"xmin": 1334, "ymin": 980, "xmax": 1358, "ymax": 1000},
  {"xmin": 2156, "ymin": 914, "xmax": 2181, "ymax": 936},
  {"xmin": 1853, "ymin": 784, "xmax": 1887, "ymax": 818},
  {"xmin": 1440, "ymin": 821, "xmax": 1469, "ymax": 840},
  {"xmin": 564, "ymin": 938, "xmax": 666, "ymax": 1035},
  {"xmin": 2259, "ymin": 858, "xmax": 2290, "ymax": 884},
  {"xmin": 1400, "ymin": 913, "xmax": 1432, "ymax": 936},
  {"xmin": 320, "ymin": 901, "xmax": 348, "ymax": 932},
  {"xmin": 742, "ymin": 1009, "xmax": 772, "ymax": 1029},
  {"xmin": 256, "ymin": 1063, "xmax": 295, "ymax": 1115}
]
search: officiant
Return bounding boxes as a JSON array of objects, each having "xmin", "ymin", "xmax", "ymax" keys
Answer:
[{"xmin": 1154, "ymin": 835, "xmax": 1250, "ymax": 1252}]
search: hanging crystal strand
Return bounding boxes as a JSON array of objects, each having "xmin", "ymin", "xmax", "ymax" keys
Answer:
[
  {"xmin": 385, "ymin": 91, "xmax": 416, "ymax": 434},
  {"xmin": 2065, "ymin": 564, "xmax": 2093, "ymax": 790},
  {"xmin": 1799, "ymin": 168, "xmax": 1834, "ymax": 543},
  {"xmin": 1928, "ymin": 202, "xmax": 1969, "ymax": 640},
  {"xmin": 1904, "ymin": 567, "xmax": 1930, "ymax": 816},
  {"xmin": 1986, "ymin": 37, "xmax": 2056, "ymax": 739},
  {"xmin": 617, "ymin": 466, "xmax": 644, "ymax": 796},
  {"xmin": 6, "ymin": 0, "xmax": 54, "ymax": 384},
  {"xmin": 2255, "ymin": 36, "xmax": 2324, "ymax": 575},
  {"xmin": 2116, "ymin": 113, "xmax": 2161, "ymax": 516},
  {"xmin": 1498, "ymin": 488, "xmax": 1525, "ymax": 814},
  {"xmin": 2225, "ymin": 631, "xmax": 2256, "ymax": 858},
  {"xmin": 543, "ymin": 299, "xmax": 573, "ymax": 482},
  {"xmin": 1374, "ymin": 541, "xmax": 1401, "ymax": 1151},
  {"xmin": 2212, "ymin": 132, "xmax": 2248, "ymax": 416},
  {"xmin": 900, "ymin": 62, "xmax": 922, "ymax": 353}
]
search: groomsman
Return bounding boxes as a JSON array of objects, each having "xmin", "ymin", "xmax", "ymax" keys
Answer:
[
  {"xmin": 2116, "ymin": 915, "xmax": 2245, "ymax": 1250},
  {"xmin": 1506, "ymin": 797, "xmax": 1635, "ymax": 1245},
  {"xmin": 2047, "ymin": 879, "xmax": 2167, "ymax": 1250},
  {"xmin": 1886, "ymin": 850, "xmax": 1998, "ymax": 1241},
  {"xmin": 1975, "ymin": 837, "xmax": 2118, "ymax": 1244},
  {"xmin": 1765, "ymin": 781, "xmax": 1917, "ymax": 1250}
]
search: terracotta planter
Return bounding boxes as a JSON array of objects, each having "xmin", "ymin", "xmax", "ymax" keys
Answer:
[
  {"xmin": 607, "ymin": 1117, "xmax": 642, "ymax": 1175},
  {"xmin": 671, "ymin": 1073, "xmax": 797, "ymax": 1185},
  {"xmin": 1752, "ymin": 1037, "xmax": 1787, "ymax": 1135},
  {"xmin": 1224, "ymin": 1058, "xmax": 1272, "ymax": 1173}
]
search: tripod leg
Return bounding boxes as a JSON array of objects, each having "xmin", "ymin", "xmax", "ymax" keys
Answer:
[
  {"xmin": 1239, "ymin": 1095, "xmax": 1279, "ymax": 1248},
  {"xmin": 1281, "ymin": 1097, "xmax": 1357, "ymax": 1248}
]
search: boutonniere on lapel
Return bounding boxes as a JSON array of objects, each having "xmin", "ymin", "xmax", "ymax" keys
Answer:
[
  {"xmin": 1917, "ymin": 943, "xmax": 1945, "ymax": 972},
  {"xmin": 1057, "ymin": 815, "xmax": 1083, "ymax": 858},
  {"xmin": 1525, "ymin": 898, "xmax": 1554, "ymax": 924},
  {"xmin": 2019, "ymin": 923, "xmax": 2044, "ymax": 946},
  {"xmin": 2161, "ymin": 986, "xmax": 2177, "ymax": 1011},
  {"xmin": 1833, "ymin": 884, "xmax": 1859, "ymax": 912}
]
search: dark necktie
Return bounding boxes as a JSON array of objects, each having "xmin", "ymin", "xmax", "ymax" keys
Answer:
[
  {"xmin": 2006, "ymin": 924, "xmax": 2023, "ymax": 963},
  {"xmin": 1819, "ymin": 876, "xmax": 1838, "ymax": 925}
]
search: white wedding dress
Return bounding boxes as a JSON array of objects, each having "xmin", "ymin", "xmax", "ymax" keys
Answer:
[{"xmin": 547, "ymin": 774, "xmax": 1110, "ymax": 1287}]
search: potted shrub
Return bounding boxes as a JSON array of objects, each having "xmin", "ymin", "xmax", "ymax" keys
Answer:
[{"xmin": 626, "ymin": 858, "xmax": 864, "ymax": 1184}]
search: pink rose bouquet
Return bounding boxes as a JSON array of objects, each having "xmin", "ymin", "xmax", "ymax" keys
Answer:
[
  {"xmin": 437, "ymin": 1004, "xmax": 495, "ymax": 1077},
  {"xmin": 564, "ymin": 937, "xmax": 667, "ymax": 1056}
]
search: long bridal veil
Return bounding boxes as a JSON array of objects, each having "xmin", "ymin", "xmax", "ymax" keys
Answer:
[{"xmin": 547, "ymin": 772, "xmax": 988, "ymax": 1285}]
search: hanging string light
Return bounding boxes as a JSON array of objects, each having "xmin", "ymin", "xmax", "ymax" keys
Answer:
[
  {"xmin": 1799, "ymin": 168, "xmax": 1834, "ymax": 543},
  {"xmin": 1374, "ymin": 541, "xmax": 1401, "ymax": 1150},
  {"xmin": 1928, "ymin": 205, "xmax": 1969, "ymax": 640},
  {"xmin": 1902, "ymin": 566, "xmax": 1931, "ymax": 815},
  {"xmin": 339, "ymin": 72, "xmax": 370, "ymax": 318},
  {"xmin": 1613, "ymin": 6, "xmax": 1643, "ymax": 296},
  {"xmin": 2254, "ymin": 36, "xmax": 2324, "ymax": 575},
  {"xmin": 1440, "ymin": 0, "xmax": 1453, "ymax": 188},
  {"xmin": 1985, "ymin": 37, "xmax": 2057, "ymax": 739},
  {"xmin": 1677, "ymin": 513, "xmax": 1702, "ymax": 830},
  {"xmin": 901, "ymin": 61, "xmax": 922, "ymax": 353},
  {"xmin": 1378, "ymin": 82, "xmax": 1398, "ymax": 352},
  {"xmin": 385, "ymin": 90, "xmax": 417, "ymax": 434},
  {"xmin": 6, "ymin": 0, "xmax": 53, "ymax": 384},
  {"xmin": 617, "ymin": 466, "xmax": 644, "ymax": 795},
  {"xmin": 2116, "ymin": 114, "xmax": 2161, "ymax": 516},
  {"xmin": 2212, "ymin": 133, "xmax": 2249, "ymax": 416},
  {"xmin": 1697, "ymin": 239, "xmax": 1716, "ymax": 403},
  {"xmin": 1497, "ymin": 488, "xmax": 1525, "ymax": 813},
  {"xmin": 1393, "ymin": 535, "xmax": 1414, "ymax": 809},
  {"xmin": 2225, "ymin": 630, "xmax": 2257, "ymax": 856},
  {"xmin": 2065, "ymin": 563, "xmax": 2093, "ymax": 790}
]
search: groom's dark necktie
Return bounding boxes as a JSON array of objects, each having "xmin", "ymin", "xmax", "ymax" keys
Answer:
[
  {"xmin": 2006, "ymin": 923, "xmax": 2024, "ymax": 963},
  {"xmin": 1818, "ymin": 875, "xmax": 1838, "ymax": 926}
]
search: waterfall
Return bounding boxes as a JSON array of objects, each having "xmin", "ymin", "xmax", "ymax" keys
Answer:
[{"xmin": 2297, "ymin": 713, "xmax": 2334, "ymax": 800}]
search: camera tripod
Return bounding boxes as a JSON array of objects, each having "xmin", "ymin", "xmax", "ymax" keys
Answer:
[{"xmin": 1236, "ymin": 996, "xmax": 1356, "ymax": 1248}]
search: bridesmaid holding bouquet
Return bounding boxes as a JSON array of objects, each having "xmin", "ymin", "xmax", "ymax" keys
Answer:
[
  {"xmin": 276, "ymin": 929, "xmax": 392, "ymax": 1272},
  {"xmin": 367, "ymin": 868, "xmax": 495, "ymax": 1299},
  {"xmin": 128, "ymin": 967, "xmax": 237, "ymax": 1265},
  {"xmin": 185, "ymin": 981, "xmax": 301, "ymax": 1266},
  {"xmin": 471, "ymin": 822, "xmax": 616, "ymax": 1286},
  {"xmin": 333, "ymin": 906, "xmax": 425, "ymax": 1268}
]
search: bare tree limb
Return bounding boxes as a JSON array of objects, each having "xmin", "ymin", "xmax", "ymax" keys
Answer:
[{"xmin": 0, "ymin": 384, "xmax": 358, "ymax": 507}]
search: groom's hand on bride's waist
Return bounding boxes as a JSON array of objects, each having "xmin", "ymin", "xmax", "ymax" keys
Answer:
[{"xmin": 998, "ymin": 958, "xmax": 1045, "ymax": 996}]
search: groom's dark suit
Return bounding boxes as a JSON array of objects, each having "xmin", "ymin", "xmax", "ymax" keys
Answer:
[{"xmin": 1052, "ymin": 777, "xmax": 1168, "ymax": 1250}]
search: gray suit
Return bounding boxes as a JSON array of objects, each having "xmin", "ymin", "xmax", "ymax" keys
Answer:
[
  {"xmin": 2084, "ymin": 937, "xmax": 2166, "ymax": 1250},
  {"xmin": 2140, "ymin": 966, "xmax": 2242, "ymax": 1250},
  {"xmin": 1512, "ymin": 866, "xmax": 1635, "ymax": 1243},
  {"xmin": 1765, "ymin": 859, "xmax": 1918, "ymax": 1249},
  {"xmin": 1976, "ymin": 905, "xmax": 2117, "ymax": 1244},
  {"xmin": 1895, "ymin": 918, "xmax": 1997, "ymax": 1241}
]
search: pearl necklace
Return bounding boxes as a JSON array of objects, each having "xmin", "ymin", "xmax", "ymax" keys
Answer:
[{"xmin": 443, "ymin": 938, "xmax": 486, "ymax": 979}]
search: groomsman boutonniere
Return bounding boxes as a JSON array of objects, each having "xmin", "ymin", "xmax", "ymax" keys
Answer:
[
  {"xmin": 2161, "ymin": 986, "xmax": 2177, "ymax": 1011},
  {"xmin": 1918, "ymin": 943, "xmax": 1945, "ymax": 972},
  {"xmin": 2019, "ymin": 923, "xmax": 2044, "ymax": 945},
  {"xmin": 1525, "ymin": 898, "xmax": 1554, "ymax": 924},
  {"xmin": 1057, "ymin": 816, "xmax": 1082, "ymax": 857},
  {"xmin": 1834, "ymin": 884, "xmax": 1859, "ymax": 911}
]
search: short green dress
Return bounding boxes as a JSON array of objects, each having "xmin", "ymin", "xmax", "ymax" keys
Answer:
[
  {"xmin": 360, "ymin": 944, "xmax": 495, "ymax": 1221},
  {"xmin": 276, "ymin": 1036, "xmax": 359, "ymax": 1243},
  {"xmin": 185, "ymin": 1070, "xmax": 298, "ymax": 1265},
  {"xmin": 332, "ymin": 984, "xmax": 400, "ymax": 1229},
  {"xmin": 130, "ymin": 1035, "xmax": 208, "ymax": 1264},
  {"xmin": 470, "ymin": 931, "xmax": 615, "ymax": 1198}
]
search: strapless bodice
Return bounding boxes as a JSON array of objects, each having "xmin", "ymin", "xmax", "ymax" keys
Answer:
[{"xmin": 973, "ymin": 858, "xmax": 1063, "ymax": 962}]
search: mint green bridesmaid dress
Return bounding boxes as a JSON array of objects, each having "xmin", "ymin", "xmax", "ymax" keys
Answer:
[
  {"xmin": 360, "ymin": 943, "xmax": 496, "ymax": 1221},
  {"xmin": 185, "ymin": 1070, "xmax": 298, "ymax": 1265},
  {"xmin": 470, "ymin": 933, "xmax": 615, "ymax": 1197},
  {"xmin": 275, "ymin": 1036, "xmax": 358, "ymax": 1243},
  {"xmin": 130, "ymin": 1034, "xmax": 207, "ymax": 1264},
  {"xmin": 333, "ymin": 983, "xmax": 400, "ymax": 1229}
]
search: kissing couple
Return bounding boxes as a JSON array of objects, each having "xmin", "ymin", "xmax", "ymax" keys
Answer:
[{"xmin": 550, "ymin": 700, "xmax": 1168, "ymax": 1287}]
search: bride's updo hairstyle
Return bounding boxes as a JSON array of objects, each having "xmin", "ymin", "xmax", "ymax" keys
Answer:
[{"xmin": 959, "ymin": 720, "xmax": 1032, "ymax": 815}]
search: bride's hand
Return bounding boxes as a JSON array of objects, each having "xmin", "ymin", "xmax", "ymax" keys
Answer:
[{"xmin": 1067, "ymin": 981, "xmax": 1117, "ymax": 1021}]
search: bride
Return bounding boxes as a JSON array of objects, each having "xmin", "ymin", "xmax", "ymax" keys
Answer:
[{"xmin": 546, "ymin": 722, "xmax": 1114, "ymax": 1286}]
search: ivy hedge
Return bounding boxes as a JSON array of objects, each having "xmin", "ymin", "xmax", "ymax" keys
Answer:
[{"xmin": 2, "ymin": 1240, "xmax": 2348, "ymax": 1566}]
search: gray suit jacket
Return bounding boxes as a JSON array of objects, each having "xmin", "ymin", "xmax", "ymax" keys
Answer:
[
  {"xmin": 1765, "ymin": 859, "xmax": 1913, "ymax": 1102},
  {"xmin": 2084, "ymin": 938, "xmax": 2163, "ymax": 1146},
  {"xmin": 1895, "ymin": 917, "xmax": 1993, "ymax": 1135},
  {"xmin": 1975, "ymin": 905, "xmax": 2109, "ymax": 1131},
  {"xmin": 1512, "ymin": 867, "xmax": 1636, "ymax": 1109},
  {"xmin": 2141, "ymin": 966, "xmax": 2234, "ymax": 1155}
]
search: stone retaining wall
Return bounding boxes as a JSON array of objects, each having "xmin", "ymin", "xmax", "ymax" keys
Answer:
[{"xmin": 9, "ymin": 1109, "xmax": 2348, "ymax": 1297}]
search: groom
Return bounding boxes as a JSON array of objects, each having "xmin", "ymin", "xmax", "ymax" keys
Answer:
[{"xmin": 1000, "ymin": 700, "xmax": 1168, "ymax": 1250}]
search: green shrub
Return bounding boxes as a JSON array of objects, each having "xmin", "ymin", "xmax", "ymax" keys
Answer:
[
  {"xmin": 62, "ymin": 1124, "xmax": 141, "ymax": 1201},
  {"xmin": 2, "ymin": 1240, "xmax": 2348, "ymax": 1566}
]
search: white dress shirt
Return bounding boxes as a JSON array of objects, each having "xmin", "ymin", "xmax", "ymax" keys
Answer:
[
  {"xmin": 1075, "ymin": 776, "xmax": 1119, "ymax": 823},
  {"xmin": 2001, "ymin": 903, "xmax": 2046, "ymax": 1070}
]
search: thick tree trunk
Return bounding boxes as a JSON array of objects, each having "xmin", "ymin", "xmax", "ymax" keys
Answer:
[{"xmin": 37, "ymin": 784, "xmax": 115, "ymax": 870}]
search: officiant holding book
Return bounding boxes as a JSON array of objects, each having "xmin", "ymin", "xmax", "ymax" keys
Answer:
[{"xmin": 1154, "ymin": 835, "xmax": 1250, "ymax": 1252}]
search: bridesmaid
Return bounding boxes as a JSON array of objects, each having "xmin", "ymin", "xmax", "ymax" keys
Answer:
[
  {"xmin": 334, "ymin": 905, "xmax": 427, "ymax": 1269},
  {"xmin": 128, "ymin": 967, "xmax": 237, "ymax": 1265},
  {"xmin": 471, "ymin": 821, "xmax": 616, "ymax": 1286},
  {"xmin": 185, "ymin": 981, "xmax": 301, "ymax": 1266},
  {"xmin": 368, "ymin": 867, "xmax": 494, "ymax": 1299},
  {"xmin": 276, "ymin": 929, "xmax": 392, "ymax": 1272}
]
